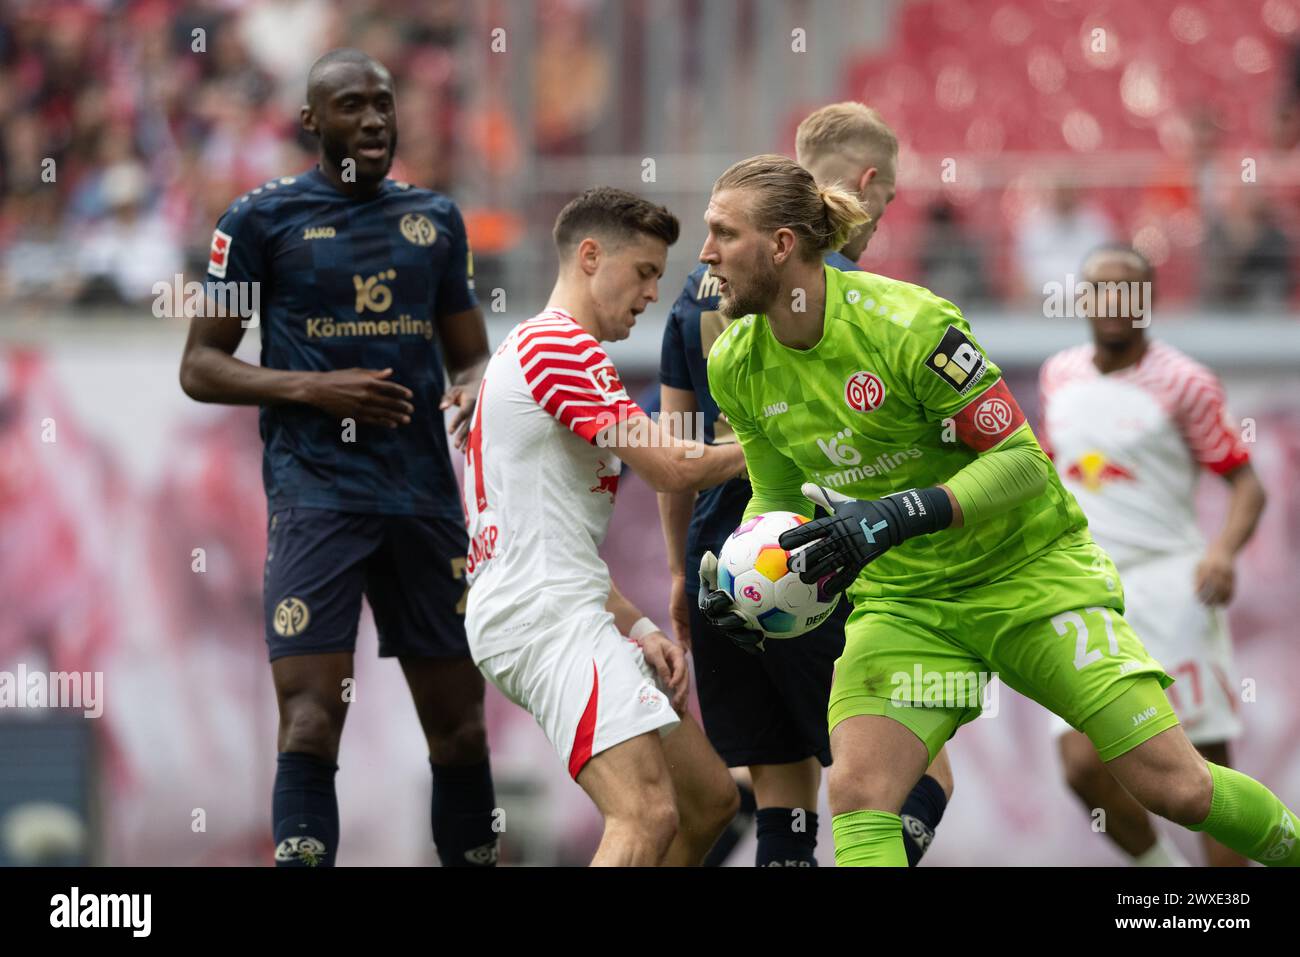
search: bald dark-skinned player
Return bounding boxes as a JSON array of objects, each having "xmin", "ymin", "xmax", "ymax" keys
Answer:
[{"xmin": 180, "ymin": 49, "xmax": 498, "ymax": 867}]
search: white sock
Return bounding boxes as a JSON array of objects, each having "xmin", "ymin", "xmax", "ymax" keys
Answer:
[{"xmin": 1132, "ymin": 833, "xmax": 1190, "ymax": 867}]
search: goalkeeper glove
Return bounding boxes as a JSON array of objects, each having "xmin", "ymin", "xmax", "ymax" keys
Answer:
[
  {"xmin": 778, "ymin": 483, "xmax": 953, "ymax": 595},
  {"xmin": 697, "ymin": 550, "xmax": 766, "ymax": 655}
]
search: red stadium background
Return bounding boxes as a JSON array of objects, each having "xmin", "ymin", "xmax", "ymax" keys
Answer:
[{"xmin": 2, "ymin": 0, "xmax": 1300, "ymax": 865}]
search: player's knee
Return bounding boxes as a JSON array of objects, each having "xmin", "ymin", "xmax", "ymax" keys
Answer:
[
  {"xmin": 926, "ymin": 757, "xmax": 955, "ymax": 801},
  {"xmin": 690, "ymin": 778, "xmax": 741, "ymax": 837},
  {"xmin": 611, "ymin": 792, "xmax": 678, "ymax": 854},
  {"xmin": 643, "ymin": 797, "xmax": 680, "ymax": 853},
  {"xmin": 278, "ymin": 699, "xmax": 345, "ymax": 759},
  {"xmin": 827, "ymin": 760, "xmax": 903, "ymax": 815},
  {"xmin": 718, "ymin": 779, "xmax": 742, "ymax": 824},
  {"xmin": 427, "ymin": 714, "xmax": 489, "ymax": 765}
]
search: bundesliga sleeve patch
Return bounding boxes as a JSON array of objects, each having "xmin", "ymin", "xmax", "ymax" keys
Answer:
[
  {"xmin": 208, "ymin": 228, "xmax": 232, "ymax": 279},
  {"xmin": 924, "ymin": 325, "xmax": 988, "ymax": 394},
  {"xmin": 589, "ymin": 363, "xmax": 630, "ymax": 401},
  {"xmin": 953, "ymin": 378, "xmax": 1027, "ymax": 452}
]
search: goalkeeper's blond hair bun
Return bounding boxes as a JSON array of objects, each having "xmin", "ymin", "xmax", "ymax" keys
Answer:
[{"xmin": 713, "ymin": 154, "xmax": 870, "ymax": 261}]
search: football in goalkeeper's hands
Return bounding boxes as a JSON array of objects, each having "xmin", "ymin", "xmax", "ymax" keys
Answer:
[{"xmin": 716, "ymin": 511, "xmax": 840, "ymax": 638}]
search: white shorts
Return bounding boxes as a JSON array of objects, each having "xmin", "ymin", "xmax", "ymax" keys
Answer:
[
  {"xmin": 477, "ymin": 608, "xmax": 679, "ymax": 779},
  {"xmin": 1051, "ymin": 550, "xmax": 1241, "ymax": 745}
]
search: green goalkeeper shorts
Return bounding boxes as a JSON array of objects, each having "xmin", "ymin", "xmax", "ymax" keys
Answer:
[{"xmin": 828, "ymin": 539, "xmax": 1177, "ymax": 763}]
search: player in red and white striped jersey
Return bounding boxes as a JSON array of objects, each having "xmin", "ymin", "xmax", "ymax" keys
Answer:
[
  {"xmin": 463, "ymin": 188, "xmax": 747, "ymax": 865},
  {"xmin": 1039, "ymin": 244, "xmax": 1268, "ymax": 866}
]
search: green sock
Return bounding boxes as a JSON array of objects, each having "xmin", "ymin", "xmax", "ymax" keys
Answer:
[
  {"xmin": 1188, "ymin": 762, "xmax": 1299, "ymax": 866},
  {"xmin": 831, "ymin": 810, "xmax": 908, "ymax": 867}
]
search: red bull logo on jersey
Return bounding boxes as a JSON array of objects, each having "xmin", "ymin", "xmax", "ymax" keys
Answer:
[
  {"xmin": 1066, "ymin": 451, "xmax": 1135, "ymax": 491},
  {"xmin": 590, "ymin": 461, "xmax": 620, "ymax": 501}
]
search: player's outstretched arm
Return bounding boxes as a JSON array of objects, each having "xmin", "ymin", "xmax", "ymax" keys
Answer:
[
  {"xmin": 603, "ymin": 414, "xmax": 745, "ymax": 494},
  {"xmin": 656, "ymin": 385, "xmax": 702, "ymax": 650},
  {"xmin": 179, "ymin": 311, "xmax": 415, "ymax": 428}
]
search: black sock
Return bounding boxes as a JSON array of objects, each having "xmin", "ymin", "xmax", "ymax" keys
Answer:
[
  {"xmin": 430, "ymin": 758, "xmax": 499, "ymax": 867},
  {"xmin": 755, "ymin": 806, "xmax": 818, "ymax": 867},
  {"xmin": 272, "ymin": 751, "xmax": 339, "ymax": 867},
  {"xmin": 900, "ymin": 774, "xmax": 948, "ymax": 866},
  {"xmin": 702, "ymin": 782, "xmax": 756, "ymax": 867}
]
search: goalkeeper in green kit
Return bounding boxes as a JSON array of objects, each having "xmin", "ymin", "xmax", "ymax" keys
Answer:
[{"xmin": 697, "ymin": 154, "xmax": 1300, "ymax": 867}]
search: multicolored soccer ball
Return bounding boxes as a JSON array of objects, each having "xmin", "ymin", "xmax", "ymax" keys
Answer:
[{"xmin": 716, "ymin": 511, "xmax": 840, "ymax": 639}]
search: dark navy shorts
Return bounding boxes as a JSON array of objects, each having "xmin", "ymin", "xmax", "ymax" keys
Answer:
[
  {"xmin": 263, "ymin": 507, "xmax": 470, "ymax": 661},
  {"xmin": 688, "ymin": 568, "xmax": 849, "ymax": 768}
]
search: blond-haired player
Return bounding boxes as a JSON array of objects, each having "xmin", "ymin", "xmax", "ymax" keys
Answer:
[
  {"xmin": 699, "ymin": 154, "xmax": 1300, "ymax": 867},
  {"xmin": 658, "ymin": 103, "xmax": 951, "ymax": 866}
]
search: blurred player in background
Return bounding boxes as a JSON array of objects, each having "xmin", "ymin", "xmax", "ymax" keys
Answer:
[
  {"xmin": 659, "ymin": 103, "xmax": 951, "ymax": 867},
  {"xmin": 463, "ymin": 188, "xmax": 745, "ymax": 865},
  {"xmin": 1040, "ymin": 245, "xmax": 1267, "ymax": 866},
  {"xmin": 179, "ymin": 50, "xmax": 498, "ymax": 867},
  {"xmin": 698, "ymin": 154, "xmax": 1300, "ymax": 867}
]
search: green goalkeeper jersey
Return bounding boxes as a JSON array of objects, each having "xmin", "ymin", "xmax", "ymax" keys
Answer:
[{"xmin": 706, "ymin": 263, "xmax": 1090, "ymax": 600}]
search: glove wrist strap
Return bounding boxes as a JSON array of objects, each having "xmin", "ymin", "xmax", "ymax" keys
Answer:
[{"xmin": 881, "ymin": 486, "xmax": 953, "ymax": 542}]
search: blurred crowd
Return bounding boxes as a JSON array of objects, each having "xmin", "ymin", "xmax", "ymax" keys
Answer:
[
  {"xmin": 0, "ymin": 0, "xmax": 471, "ymax": 312},
  {"xmin": 1, "ymin": 0, "xmax": 1299, "ymax": 314}
]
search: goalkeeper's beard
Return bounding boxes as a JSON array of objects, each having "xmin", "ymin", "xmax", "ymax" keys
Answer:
[{"xmin": 720, "ymin": 266, "xmax": 780, "ymax": 320}]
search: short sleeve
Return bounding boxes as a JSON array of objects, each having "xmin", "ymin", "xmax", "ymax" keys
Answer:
[
  {"xmin": 1176, "ymin": 371, "xmax": 1250, "ymax": 475},
  {"xmin": 516, "ymin": 321, "xmax": 644, "ymax": 445},
  {"xmin": 909, "ymin": 300, "xmax": 1029, "ymax": 454},
  {"xmin": 435, "ymin": 201, "xmax": 478, "ymax": 317},
  {"xmin": 659, "ymin": 305, "xmax": 693, "ymax": 390},
  {"xmin": 205, "ymin": 202, "xmax": 267, "ymax": 290}
]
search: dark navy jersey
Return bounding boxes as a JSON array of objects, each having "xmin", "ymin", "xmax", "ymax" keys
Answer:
[
  {"xmin": 659, "ymin": 251, "xmax": 859, "ymax": 588},
  {"xmin": 206, "ymin": 168, "xmax": 476, "ymax": 518}
]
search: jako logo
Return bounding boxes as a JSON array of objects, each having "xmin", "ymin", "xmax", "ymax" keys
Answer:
[
  {"xmin": 1131, "ymin": 706, "xmax": 1158, "ymax": 727},
  {"xmin": 764, "ymin": 402, "xmax": 788, "ymax": 418},
  {"xmin": 816, "ymin": 429, "xmax": 862, "ymax": 466},
  {"xmin": 1128, "ymin": 702, "xmax": 1159, "ymax": 722},
  {"xmin": 741, "ymin": 585, "xmax": 763, "ymax": 603}
]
